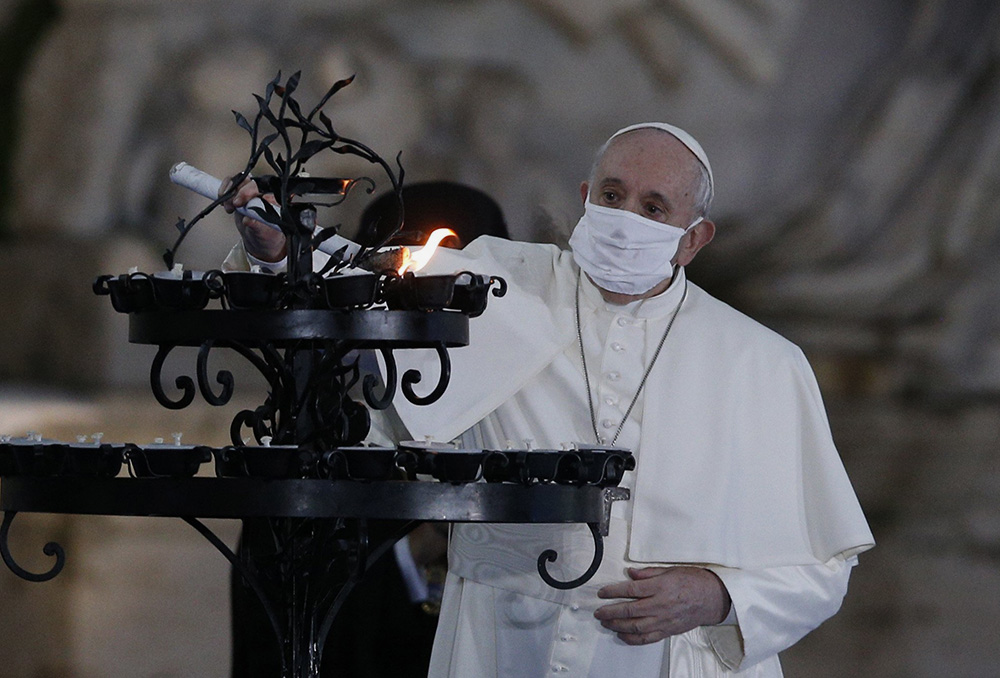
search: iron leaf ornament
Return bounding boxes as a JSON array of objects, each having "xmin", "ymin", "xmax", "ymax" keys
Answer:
[{"xmin": 164, "ymin": 71, "xmax": 405, "ymax": 272}]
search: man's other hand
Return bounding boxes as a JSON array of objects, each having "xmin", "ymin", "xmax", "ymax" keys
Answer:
[{"xmin": 594, "ymin": 566, "xmax": 732, "ymax": 645}]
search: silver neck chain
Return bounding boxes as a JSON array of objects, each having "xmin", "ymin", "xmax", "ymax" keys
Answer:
[{"xmin": 575, "ymin": 277, "xmax": 688, "ymax": 446}]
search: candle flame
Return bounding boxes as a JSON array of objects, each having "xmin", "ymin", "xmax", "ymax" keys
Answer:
[{"xmin": 397, "ymin": 228, "xmax": 457, "ymax": 274}]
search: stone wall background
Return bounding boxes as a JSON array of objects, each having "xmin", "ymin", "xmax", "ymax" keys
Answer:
[{"xmin": 1, "ymin": 0, "xmax": 999, "ymax": 675}]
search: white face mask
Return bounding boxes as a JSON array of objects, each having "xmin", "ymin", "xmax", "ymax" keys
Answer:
[{"xmin": 569, "ymin": 200, "xmax": 701, "ymax": 296}]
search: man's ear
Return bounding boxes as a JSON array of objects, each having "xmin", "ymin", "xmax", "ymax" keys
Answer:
[
  {"xmin": 580, "ymin": 181, "xmax": 589, "ymax": 205},
  {"xmin": 675, "ymin": 219, "xmax": 715, "ymax": 267}
]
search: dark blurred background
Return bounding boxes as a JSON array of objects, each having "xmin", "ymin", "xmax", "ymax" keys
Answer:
[{"xmin": 1, "ymin": 0, "xmax": 999, "ymax": 675}]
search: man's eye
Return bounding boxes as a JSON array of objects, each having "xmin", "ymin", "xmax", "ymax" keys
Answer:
[{"xmin": 602, "ymin": 191, "xmax": 619, "ymax": 203}]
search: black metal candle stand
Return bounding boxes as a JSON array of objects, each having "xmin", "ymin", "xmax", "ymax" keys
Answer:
[{"xmin": 0, "ymin": 71, "xmax": 633, "ymax": 678}]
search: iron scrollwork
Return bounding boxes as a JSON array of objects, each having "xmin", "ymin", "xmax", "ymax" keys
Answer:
[
  {"xmin": 401, "ymin": 343, "xmax": 451, "ymax": 406},
  {"xmin": 150, "ymin": 345, "xmax": 196, "ymax": 410},
  {"xmin": 536, "ymin": 522, "xmax": 604, "ymax": 590},
  {"xmin": 362, "ymin": 348, "xmax": 397, "ymax": 410},
  {"xmin": 0, "ymin": 511, "xmax": 65, "ymax": 583},
  {"xmin": 197, "ymin": 341, "xmax": 235, "ymax": 407}
]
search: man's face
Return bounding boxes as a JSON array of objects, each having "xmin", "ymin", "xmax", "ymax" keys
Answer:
[{"xmin": 584, "ymin": 129, "xmax": 703, "ymax": 229}]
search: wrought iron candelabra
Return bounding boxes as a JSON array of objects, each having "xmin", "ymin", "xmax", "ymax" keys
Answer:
[{"xmin": 0, "ymin": 72, "xmax": 633, "ymax": 678}]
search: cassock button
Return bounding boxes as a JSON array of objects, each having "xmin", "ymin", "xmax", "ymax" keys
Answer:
[
  {"xmin": 616, "ymin": 317, "xmax": 629, "ymax": 327},
  {"xmin": 603, "ymin": 396, "xmax": 616, "ymax": 406},
  {"xmin": 601, "ymin": 419, "xmax": 615, "ymax": 429},
  {"xmin": 611, "ymin": 342, "xmax": 625, "ymax": 352},
  {"xmin": 607, "ymin": 371, "xmax": 620, "ymax": 381}
]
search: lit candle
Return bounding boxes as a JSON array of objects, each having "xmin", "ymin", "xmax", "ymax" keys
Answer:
[{"xmin": 397, "ymin": 228, "xmax": 457, "ymax": 275}]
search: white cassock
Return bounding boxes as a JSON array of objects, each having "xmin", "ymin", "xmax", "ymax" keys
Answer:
[{"xmin": 374, "ymin": 236, "xmax": 875, "ymax": 678}]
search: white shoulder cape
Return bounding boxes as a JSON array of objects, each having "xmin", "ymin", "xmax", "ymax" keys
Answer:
[{"xmin": 389, "ymin": 236, "xmax": 874, "ymax": 568}]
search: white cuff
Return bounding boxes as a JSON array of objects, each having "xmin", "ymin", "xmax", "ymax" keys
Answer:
[
  {"xmin": 704, "ymin": 568, "xmax": 745, "ymax": 670},
  {"xmin": 717, "ymin": 602, "xmax": 739, "ymax": 626},
  {"xmin": 246, "ymin": 250, "xmax": 287, "ymax": 274}
]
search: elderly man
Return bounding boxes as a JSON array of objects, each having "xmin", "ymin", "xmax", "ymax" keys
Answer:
[{"xmin": 227, "ymin": 123, "xmax": 874, "ymax": 677}]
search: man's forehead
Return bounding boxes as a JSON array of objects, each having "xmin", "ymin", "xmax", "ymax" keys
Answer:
[
  {"xmin": 598, "ymin": 130, "xmax": 702, "ymax": 183},
  {"xmin": 607, "ymin": 123, "xmax": 713, "ymax": 188},
  {"xmin": 605, "ymin": 127, "xmax": 694, "ymax": 158}
]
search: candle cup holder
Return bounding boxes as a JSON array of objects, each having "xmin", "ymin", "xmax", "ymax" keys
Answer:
[
  {"xmin": 149, "ymin": 271, "xmax": 214, "ymax": 310},
  {"xmin": 398, "ymin": 441, "xmax": 486, "ymax": 484},
  {"xmin": 219, "ymin": 271, "xmax": 286, "ymax": 310},
  {"xmin": 213, "ymin": 445, "xmax": 319, "ymax": 479},
  {"xmin": 321, "ymin": 273, "xmax": 383, "ymax": 310},
  {"xmin": 398, "ymin": 440, "xmax": 449, "ymax": 475},
  {"xmin": 428, "ymin": 450, "xmax": 485, "ymax": 484},
  {"xmin": 522, "ymin": 451, "xmax": 563, "ymax": 485},
  {"xmin": 447, "ymin": 272, "xmax": 508, "ymax": 318},
  {"xmin": 0, "ymin": 442, "xmax": 67, "ymax": 477},
  {"xmin": 0, "ymin": 447, "xmax": 15, "ymax": 477},
  {"xmin": 94, "ymin": 273, "xmax": 157, "ymax": 313},
  {"xmin": 481, "ymin": 450, "xmax": 512, "ymax": 483},
  {"xmin": 382, "ymin": 273, "xmax": 458, "ymax": 311},
  {"xmin": 60, "ymin": 444, "xmax": 125, "ymax": 478},
  {"xmin": 124, "ymin": 444, "xmax": 212, "ymax": 478},
  {"xmin": 323, "ymin": 446, "xmax": 400, "ymax": 481}
]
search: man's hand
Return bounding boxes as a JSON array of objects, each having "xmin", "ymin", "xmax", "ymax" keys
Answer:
[
  {"xmin": 220, "ymin": 177, "xmax": 288, "ymax": 263},
  {"xmin": 594, "ymin": 566, "xmax": 732, "ymax": 645}
]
